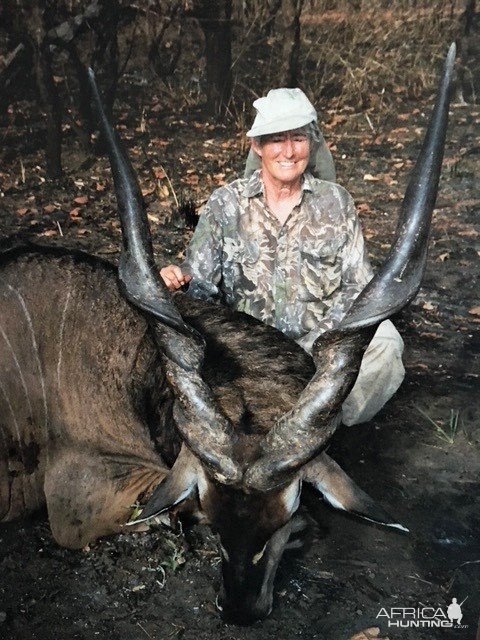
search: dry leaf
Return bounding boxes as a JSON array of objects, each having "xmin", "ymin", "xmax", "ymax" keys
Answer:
[
  {"xmin": 154, "ymin": 167, "xmax": 166, "ymax": 180},
  {"xmin": 458, "ymin": 229, "xmax": 479, "ymax": 237},
  {"xmin": 436, "ymin": 252, "xmax": 450, "ymax": 262},
  {"xmin": 43, "ymin": 204, "xmax": 57, "ymax": 214},
  {"xmin": 325, "ymin": 114, "xmax": 347, "ymax": 129},
  {"xmin": 363, "ymin": 173, "xmax": 381, "ymax": 182},
  {"xmin": 422, "ymin": 301, "xmax": 436, "ymax": 311},
  {"xmin": 17, "ymin": 207, "xmax": 29, "ymax": 216},
  {"xmin": 69, "ymin": 207, "xmax": 82, "ymax": 219},
  {"xmin": 468, "ymin": 306, "xmax": 480, "ymax": 316},
  {"xmin": 74, "ymin": 196, "xmax": 89, "ymax": 205},
  {"xmin": 388, "ymin": 127, "xmax": 410, "ymax": 141},
  {"xmin": 383, "ymin": 174, "xmax": 398, "ymax": 186},
  {"xmin": 357, "ymin": 203, "xmax": 373, "ymax": 214},
  {"xmin": 185, "ymin": 173, "xmax": 199, "ymax": 186}
]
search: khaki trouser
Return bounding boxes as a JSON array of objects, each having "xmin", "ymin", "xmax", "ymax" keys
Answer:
[{"xmin": 341, "ymin": 320, "xmax": 405, "ymax": 426}]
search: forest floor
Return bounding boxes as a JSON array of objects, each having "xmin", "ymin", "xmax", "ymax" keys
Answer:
[{"xmin": 0, "ymin": 29, "xmax": 480, "ymax": 640}]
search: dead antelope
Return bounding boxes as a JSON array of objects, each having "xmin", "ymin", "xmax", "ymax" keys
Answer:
[{"xmin": 0, "ymin": 45, "xmax": 454, "ymax": 624}]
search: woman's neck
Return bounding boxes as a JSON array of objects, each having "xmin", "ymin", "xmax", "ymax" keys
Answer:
[
  {"xmin": 261, "ymin": 172, "xmax": 303, "ymax": 224},
  {"xmin": 261, "ymin": 170, "xmax": 303, "ymax": 204}
]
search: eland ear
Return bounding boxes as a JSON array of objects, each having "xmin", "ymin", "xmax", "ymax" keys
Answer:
[
  {"xmin": 303, "ymin": 453, "xmax": 408, "ymax": 532},
  {"xmin": 129, "ymin": 445, "xmax": 199, "ymax": 524}
]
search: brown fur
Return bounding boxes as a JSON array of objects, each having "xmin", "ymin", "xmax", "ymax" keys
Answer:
[{"xmin": 0, "ymin": 247, "xmax": 313, "ymax": 547}]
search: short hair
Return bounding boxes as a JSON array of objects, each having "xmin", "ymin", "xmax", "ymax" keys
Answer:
[{"xmin": 253, "ymin": 121, "xmax": 321, "ymax": 147}]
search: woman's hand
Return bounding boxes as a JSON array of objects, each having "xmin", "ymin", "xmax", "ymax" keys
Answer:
[{"xmin": 160, "ymin": 265, "xmax": 192, "ymax": 292}]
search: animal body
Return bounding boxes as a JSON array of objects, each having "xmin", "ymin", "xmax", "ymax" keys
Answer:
[
  {"xmin": 0, "ymin": 245, "xmax": 314, "ymax": 545},
  {"xmin": 0, "ymin": 46, "xmax": 455, "ymax": 624}
]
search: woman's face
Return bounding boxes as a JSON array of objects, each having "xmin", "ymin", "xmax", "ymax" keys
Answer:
[{"xmin": 252, "ymin": 129, "xmax": 310, "ymax": 185}]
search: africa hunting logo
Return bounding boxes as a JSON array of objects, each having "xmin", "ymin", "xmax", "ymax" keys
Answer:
[{"xmin": 376, "ymin": 597, "xmax": 468, "ymax": 629}]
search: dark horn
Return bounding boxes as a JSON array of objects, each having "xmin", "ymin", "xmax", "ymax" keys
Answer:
[
  {"xmin": 244, "ymin": 44, "xmax": 456, "ymax": 492},
  {"xmin": 88, "ymin": 68, "xmax": 241, "ymax": 485},
  {"xmin": 341, "ymin": 41, "xmax": 456, "ymax": 329},
  {"xmin": 87, "ymin": 68, "xmax": 194, "ymax": 343}
]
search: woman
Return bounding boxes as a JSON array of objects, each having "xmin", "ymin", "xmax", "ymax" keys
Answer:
[{"xmin": 161, "ymin": 88, "xmax": 404, "ymax": 426}]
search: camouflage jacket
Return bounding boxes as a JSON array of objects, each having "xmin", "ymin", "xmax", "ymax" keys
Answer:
[{"xmin": 183, "ymin": 170, "xmax": 373, "ymax": 352}]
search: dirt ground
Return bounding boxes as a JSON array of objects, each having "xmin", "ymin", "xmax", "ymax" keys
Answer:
[{"xmin": 1, "ymin": 29, "xmax": 480, "ymax": 640}]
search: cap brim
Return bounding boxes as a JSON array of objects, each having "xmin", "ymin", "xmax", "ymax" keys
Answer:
[{"xmin": 246, "ymin": 114, "xmax": 316, "ymax": 138}]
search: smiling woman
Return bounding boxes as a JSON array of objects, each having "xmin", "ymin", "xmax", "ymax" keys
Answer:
[
  {"xmin": 251, "ymin": 128, "xmax": 311, "ymax": 223},
  {"xmin": 160, "ymin": 86, "xmax": 406, "ymax": 427}
]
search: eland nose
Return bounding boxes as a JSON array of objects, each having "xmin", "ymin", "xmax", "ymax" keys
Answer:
[
  {"xmin": 218, "ymin": 592, "xmax": 272, "ymax": 625},
  {"xmin": 221, "ymin": 603, "xmax": 272, "ymax": 625}
]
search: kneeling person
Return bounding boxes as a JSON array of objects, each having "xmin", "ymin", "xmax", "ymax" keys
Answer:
[{"xmin": 161, "ymin": 88, "xmax": 404, "ymax": 426}]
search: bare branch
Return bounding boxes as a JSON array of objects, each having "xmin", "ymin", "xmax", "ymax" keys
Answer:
[{"xmin": 45, "ymin": 1, "xmax": 101, "ymax": 46}]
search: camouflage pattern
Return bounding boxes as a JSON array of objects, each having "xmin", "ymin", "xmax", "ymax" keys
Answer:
[{"xmin": 183, "ymin": 170, "xmax": 373, "ymax": 352}]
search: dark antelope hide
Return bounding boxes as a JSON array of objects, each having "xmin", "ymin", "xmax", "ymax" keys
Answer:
[{"xmin": 0, "ymin": 44, "xmax": 454, "ymax": 625}]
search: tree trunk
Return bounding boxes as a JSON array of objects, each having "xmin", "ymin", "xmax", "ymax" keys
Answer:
[
  {"xmin": 0, "ymin": 44, "xmax": 29, "ymax": 115},
  {"xmin": 29, "ymin": 1, "xmax": 63, "ymax": 179},
  {"xmin": 92, "ymin": 0, "xmax": 121, "ymax": 119},
  {"xmin": 33, "ymin": 42, "xmax": 63, "ymax": 179},
  {"xmin": 66, "ymin": 43, "xmax": 96, "ymax": 150},
  {"xmin": 196, "ymin": 0, "xmax": 233, "ymax": 117},
  {"xmin": 278, "ymin": 0, "xmax": 306, "ymax": 88}
]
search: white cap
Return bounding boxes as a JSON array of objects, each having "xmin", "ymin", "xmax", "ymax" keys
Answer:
[{"xmin": 246, "ymin": 88, "xmax": 317, "ymax": 138}]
